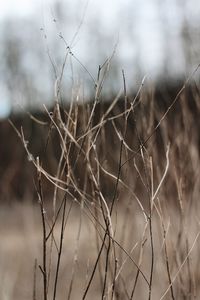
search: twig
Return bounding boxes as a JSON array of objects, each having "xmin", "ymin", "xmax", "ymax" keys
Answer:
[
  {"xmin": 160, "ymin": 231, "xmax": 200, "ymax": 300},
  {"xmin": 53, "ymin": 193, "xmax": 68, "ymax": 300},
  {"xmin": 32, "ymin": 259, "xmax": 37, "ymax": 300},
  {"xmin": 36, "ymin": 157, "xmax": 48, "ymax": 300}
]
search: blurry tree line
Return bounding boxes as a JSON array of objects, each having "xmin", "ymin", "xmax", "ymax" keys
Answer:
[{"xmin": 0, "ymin": 0, "xmax": 200, "ymax": 114}]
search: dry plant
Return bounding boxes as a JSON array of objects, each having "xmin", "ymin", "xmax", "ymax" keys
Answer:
[
  {"xmin": 8, "ymin": 59, "xmax": 200, "ymax": 300},
  {"xmin": 7, "ymin": 15, "xmax": 200, "ymax": 296}
]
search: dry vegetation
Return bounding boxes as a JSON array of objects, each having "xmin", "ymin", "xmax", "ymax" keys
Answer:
[{"xmin": 1, "ymin": 59, "xmax": 200, "ymax": 300}]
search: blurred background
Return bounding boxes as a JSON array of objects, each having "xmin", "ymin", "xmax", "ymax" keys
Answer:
[
  {"xmin": 1, "ymin": 0, "xmax": 200, "ymax": 201},
  {"xmin": 0, "ymin": 0, "xmax": 200, "ymax": 117},
  {"xmin": 1, "ymin": 2, "xmax": 200, "ymax": 299}
]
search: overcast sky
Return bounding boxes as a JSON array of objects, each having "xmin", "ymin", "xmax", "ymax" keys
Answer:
[
  {"xmin": 0, "ymin": 0, "xmax": 40, "ymax": 18},
  {"xmin": 0, "ymin": 0, "xmax": 182, "ymax": 75},
  {"xmin": 0, "ymin": 0, "xmax": 199, "ymax": 118}
]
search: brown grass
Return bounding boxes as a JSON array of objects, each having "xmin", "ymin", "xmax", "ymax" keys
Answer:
[{"xmin": 2, "ymin": 62, "xmax": 200, "ymax": 299}]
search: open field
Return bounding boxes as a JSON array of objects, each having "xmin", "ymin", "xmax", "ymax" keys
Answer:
[{"xmin": 1, "ymin": 79, "xmax": 200, "ymax": 299}]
